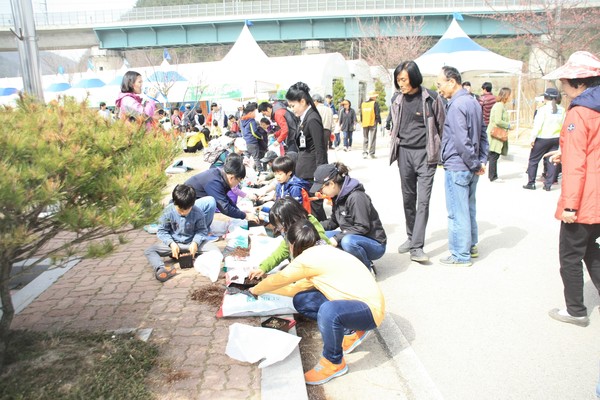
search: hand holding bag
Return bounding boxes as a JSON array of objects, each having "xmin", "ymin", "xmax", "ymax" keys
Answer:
[{"xmin": 490, "ymin": 126, "xmax": 509, "ymax": 142}]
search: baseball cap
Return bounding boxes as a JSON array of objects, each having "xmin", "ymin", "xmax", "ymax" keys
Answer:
[
  {"xmin": 185, "ymin": 103, "xmax": 191, "ymax": 108},
  {"xmin": 310, "ymin": 164, "xmax": 338, "ymax": 193},
  {"xmin": 543, "ymin": 51, "xmax": 600, "ymax": 80},
  {"xmin": 543, "ymin": 87, "xmax": 559, "ymax": 99},
  {"xmin": 260, "ymin": 150, "xmax": 278, "ymax": 163},
  {"xmin": 234, "ymin": 138, "xmax": 247, "ymax": 151},
  {"xmin": 367, "ymin": 90, "xmax": 379, "ymax": 100}
]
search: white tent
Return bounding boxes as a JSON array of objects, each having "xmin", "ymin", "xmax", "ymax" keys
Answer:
[{"xmin": 415, "ymin": 19, "xmax": 524, "ymax": 131}]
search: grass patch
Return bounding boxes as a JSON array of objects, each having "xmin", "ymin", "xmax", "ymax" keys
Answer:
[{"xmin": 0, "ymin": 330, "xmax": 159, "ymax": 400}]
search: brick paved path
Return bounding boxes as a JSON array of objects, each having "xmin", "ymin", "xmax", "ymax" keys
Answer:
[{"xmin": 12, "ymin": 231, "xmax": 261, "ymax": 400}]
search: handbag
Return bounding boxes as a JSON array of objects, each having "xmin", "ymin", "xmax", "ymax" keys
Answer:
[{"xmin": 490, "ymin": 126, "xmax": 508, "ymax": 142}]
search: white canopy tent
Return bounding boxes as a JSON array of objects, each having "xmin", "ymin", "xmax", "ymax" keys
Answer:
[{"xmin": 415, "ymin": 19, "xmax": 524, "ymax": 131}]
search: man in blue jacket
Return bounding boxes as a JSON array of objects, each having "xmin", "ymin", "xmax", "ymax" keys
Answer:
[
  {"xmin": 185, "ymin": 155, "xmax": 259, "ymax": 228},
  {"xmin": 436, "ymin": 66, "xmax": 488, "ymax": 267}
]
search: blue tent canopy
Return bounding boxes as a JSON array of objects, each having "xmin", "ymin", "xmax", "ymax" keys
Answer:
[
  {"xmin": 147, "ymin": 71, "xmax": 187, "ymax": 83},
  {"xmin": 72, "ymin": 78, "xmax": 105, "ymax": 89},
  {"xmin": 0, "ymin": 87, "xmax": 18, "ymax": 96},
  {"xmin": 45, "ymin": 82, "xmax": 71, "ymax": 92}
]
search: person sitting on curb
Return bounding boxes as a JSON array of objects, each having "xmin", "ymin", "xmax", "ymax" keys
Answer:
[
  {"xmin": 311, "ymin": 162, "xmax": 387, "ymax": 272},
  {"xmin": 185, "ymin": 154, "xmax": 259, "ymax": 228},
  {"xmin": 248, "ymin": 196, "xmax": 329, "ymax": 280},
  {"xmin": 144, "ymin": 184, "xmax": 208, "ymax": 282},
  {"xmin": 249, "ymin": 220, "xmax": 385, "ymax": 385}
]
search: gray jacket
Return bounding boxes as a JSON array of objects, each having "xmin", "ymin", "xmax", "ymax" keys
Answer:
[{"xmin": 389, "ymin": 87, "xmax": 445, "ymax": 165}]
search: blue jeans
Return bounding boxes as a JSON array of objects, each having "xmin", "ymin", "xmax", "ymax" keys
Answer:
[
  {"xmin": 343, "ymin": 131, "xmax": 353, "ymax": 148},
  {"xmin": 194, "ymin": 196, "xmax": 216, "ymax": 230},
  {"xmin": 444, "ymin": 170, "xmax": 479, "ymax": 262},
  {"xmin": 293, "ymin": 290, "xmax": 377, "ymax": 364},
  {"xmin": 325, "ymin": 231, "xmax": 386, "ymax": 269}
]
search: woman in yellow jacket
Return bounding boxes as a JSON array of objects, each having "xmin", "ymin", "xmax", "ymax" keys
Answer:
[
  {"xmin": 487, "ymin": 87, "xmax": 512, "ymax": 182},
  {"xmin": 250, "ymin": 220, "xmax": 385, "ymax": 386}
]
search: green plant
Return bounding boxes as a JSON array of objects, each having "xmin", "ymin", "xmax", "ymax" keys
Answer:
[
  {"xmin": 374, "ymin": 79, "xmax": 388, "ymax": 113},
  {"xmin": 0, "ymin": 95, "xmax": 177, "ymax": 365},
  {"xmin": 332, "ymin": 78, "xmax": 346, "ymax": 109}
]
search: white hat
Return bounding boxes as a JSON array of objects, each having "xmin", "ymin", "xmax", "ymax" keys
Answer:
[
  {"xmin": 234, "ymin": 137, "xmax": 247, "ymax": 151},
  {"xmin": 543, "ymin": 51, "xmax": 600, "ymax": 80}
]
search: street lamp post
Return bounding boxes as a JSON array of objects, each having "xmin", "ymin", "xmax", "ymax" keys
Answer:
[{"xmin": 10, "ymin": 0, "xmax": 44, "ymax": 101}]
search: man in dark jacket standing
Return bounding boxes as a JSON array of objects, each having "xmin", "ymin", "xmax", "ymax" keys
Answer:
[
  {"xmin": 436, "ymin": 66, "xmax": 488, "ymax": 267},
  {"xmin": 389, "ymin": 61, "xmax": 445, "ymax": 263}
]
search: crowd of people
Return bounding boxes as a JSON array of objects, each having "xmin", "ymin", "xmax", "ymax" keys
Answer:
[{"xmin": 123, "ymin": 51, "xmax": 599, "ymax": 387}]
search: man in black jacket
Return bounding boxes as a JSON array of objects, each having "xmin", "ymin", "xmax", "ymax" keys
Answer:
[{"xmin": 389, "ymin": 61, "xmax": 446, "ymax": 263}]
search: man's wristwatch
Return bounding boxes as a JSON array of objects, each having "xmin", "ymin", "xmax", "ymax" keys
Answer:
[{"xmin": 564, "ymin": 208, "xmax": 577, "ymax": 212}]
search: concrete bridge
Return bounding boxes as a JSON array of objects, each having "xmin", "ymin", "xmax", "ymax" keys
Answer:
[{"xmin": 0, "ymin": 0, "xmax": 597, "ymax": 51}]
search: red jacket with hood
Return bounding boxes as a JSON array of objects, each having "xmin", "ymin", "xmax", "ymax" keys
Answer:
[{"xmin": 555, "ymin": 86, "xmax": 600, "ymax": 224}]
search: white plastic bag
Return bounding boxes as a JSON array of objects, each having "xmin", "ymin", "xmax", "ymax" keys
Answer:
[
  {"xmin": 194, "ymin": 249, "xmax": 223, "ymax": 282},
  {"xmin": 226, "ymin": 323, "xmax": 300, "ymax": 368},
  {"xmin": 219, "ymin": 292, "xmax": 297, "ymax": 318}
]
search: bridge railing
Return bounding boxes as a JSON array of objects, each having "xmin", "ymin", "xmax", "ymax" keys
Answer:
[{"xmin": 0, "ymin": 0, "xmax": 528, "ymax": 27}]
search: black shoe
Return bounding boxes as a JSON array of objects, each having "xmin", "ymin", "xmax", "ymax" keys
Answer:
[
  {"xmin": 523, "ymin": 183, "xmax": 536, "ymax": 190},
  {"xmin": 543, "ymin": 185, "xmax": 551, "ymax": 191}
]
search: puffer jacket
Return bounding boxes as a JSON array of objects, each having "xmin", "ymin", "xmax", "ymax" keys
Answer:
[
  {"xmin": 555, "ymin": 85, "xmax": 600, "ymax": 224},
  {"xmin": 320, "ymin": 176, "xmax": 387, "ymax": 245}
]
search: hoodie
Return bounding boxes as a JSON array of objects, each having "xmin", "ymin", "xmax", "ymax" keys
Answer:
[
  {"xmin": 115, "ymin": 92, "xmax": 156, "ymax": 129},
  {"xmin": 555, "ymin": 85, "xmax": 600, "ymax": 224},
  {"xmin": 320, "ymin": 176, "xmax": 387, "ymax": 244},
  {"xmin": 241, "ymin": 115, "xmax": 267, "ymax": 147},
  {"xmin": 275, "ymin": 175, "xmax": 310, "ymax": 203}
]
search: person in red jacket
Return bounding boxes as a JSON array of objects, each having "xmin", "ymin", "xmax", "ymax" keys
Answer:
[{"xmin": 543, "ymin": 51, "xmax": 600, "ymax": 328}]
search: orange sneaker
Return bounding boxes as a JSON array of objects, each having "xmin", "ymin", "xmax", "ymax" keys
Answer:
[
  {"xmin": 342, "ymin": 330, "xmax": 372, "ymax": 355},
  {"xmin": 304, "ymin": 357, "xmax": 348, "ymax": 385}
]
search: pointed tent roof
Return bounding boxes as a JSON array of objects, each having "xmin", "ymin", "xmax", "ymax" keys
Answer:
[
  {"xmin": 415, "ymin": 19, "xmax": 523, "ymax": 75},
  {"xmin": 221, "ymin": 24, "xmax": 268, "ymax": 64}
]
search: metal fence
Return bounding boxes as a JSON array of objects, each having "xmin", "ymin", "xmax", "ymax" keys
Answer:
[{"xmin": 0, "ymin": 0, "xmax": 541, "ymax": 27}]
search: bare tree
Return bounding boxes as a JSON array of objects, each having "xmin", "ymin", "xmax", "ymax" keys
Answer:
[
  {"xmin": 356, "ymin": 16, "xmax": 432, "ymax": 84},
  {"xmin": 484, "ymin": 0, "xmax": 600, "ymax": 76}
]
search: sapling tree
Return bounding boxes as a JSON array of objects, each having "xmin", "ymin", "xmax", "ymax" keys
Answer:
[{"xmin": 0, "ymin": 95, "xmax": 177, "ymax": 366}]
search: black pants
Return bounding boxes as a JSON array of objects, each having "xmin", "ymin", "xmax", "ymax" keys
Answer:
[
  {"xmin": 527, "ymin": 137, "xmax": 559, "ymax": 186},
  {"xmin": 397, "ymin": 147, "xmax": 436, "ymax": 250},
  {"xmin": 488, "ymin": 151, "xmax": 500, "ymax": 181},
  {"xmin": 559, "ymin": 222, "xmax": 600, "ymax": 317}
]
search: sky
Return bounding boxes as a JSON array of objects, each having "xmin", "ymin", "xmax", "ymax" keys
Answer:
[{"xmin": 0, "ymin": 0, "xmax": 137, "ymax": 14}]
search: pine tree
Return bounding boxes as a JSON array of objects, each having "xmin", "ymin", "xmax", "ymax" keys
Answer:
[
  {"xmin": 374, "ymin": 79, "xmax": 388, "ymax": 113},
  {"xmin": 0, "ymin": 95, "xmax": 177, "ymax": 365},
  {"xmin": 332, "ymin": 79, "xmax": 346, "ymax": 109}
]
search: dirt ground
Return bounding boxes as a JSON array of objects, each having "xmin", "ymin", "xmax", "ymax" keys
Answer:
[{"xmin": 295, "ymin": 314, "xmax": 327, "ymax": 400}]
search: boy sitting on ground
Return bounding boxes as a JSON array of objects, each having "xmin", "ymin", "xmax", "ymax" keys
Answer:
[{"xmin": 144, "ymin": 184, "xmax": 208, "ymax": 282}]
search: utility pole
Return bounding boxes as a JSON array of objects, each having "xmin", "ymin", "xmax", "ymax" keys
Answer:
[{"xmin": 10, "ymin": 0, "xmax": 44, "ymax": 101}]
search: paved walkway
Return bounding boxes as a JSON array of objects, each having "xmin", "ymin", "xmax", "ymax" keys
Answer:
[{"xmin": 12, "ymin": 231, "xmax": 261, "ymax": 400}]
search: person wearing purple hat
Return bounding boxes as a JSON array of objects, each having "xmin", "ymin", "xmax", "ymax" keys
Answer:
[
  {"xmin": 543, "ymin": 51, "xmax": 600, "ymax": 327},
  {"xmin": 311, "ymin": 162, "xmax": 386, "ymax": 272}
]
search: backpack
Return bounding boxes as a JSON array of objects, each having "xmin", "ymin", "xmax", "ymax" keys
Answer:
[
  {"xmin": 361, "ymin": 100, "xmax": 376, "ymax": 127},
  {"xmin": 203, "ymin": 136, "xmax": 234, "ymax": 164}
]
